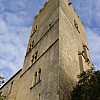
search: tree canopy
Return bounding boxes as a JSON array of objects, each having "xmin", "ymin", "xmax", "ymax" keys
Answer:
[
  {"xmin": 71, "ymin": 68, "xmax": 100, "ymax": 100},
  {"xmin": 0, "ymin": 76, "xmax": 4, "ymax": 86}
]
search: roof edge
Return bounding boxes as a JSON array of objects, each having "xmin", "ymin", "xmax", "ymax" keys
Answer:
[{"xmin": 0, "ymin": 69, "xmax": 22, "ymax": 90}]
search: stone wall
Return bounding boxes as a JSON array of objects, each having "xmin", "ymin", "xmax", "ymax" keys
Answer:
[{"xmin": 0, "ymin": 0, "xmax": 92, "ymax": 100}]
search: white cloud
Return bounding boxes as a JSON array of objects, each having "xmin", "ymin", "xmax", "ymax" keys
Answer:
[
  {"xmin": 86, "ymin": 28, "xmax": 100, "ymax": 69},
  {"xmin": 0, "ymin": 0, "xmax": 48, "ymax": 81},
  {"xmin": 0, "ymin": 15, "xmax": 31, "ymax": 81}
]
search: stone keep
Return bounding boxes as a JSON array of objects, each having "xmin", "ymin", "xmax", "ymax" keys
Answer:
[{"xmin": 0, "ymin": 0, "xmax": 92, "ymax": 100}]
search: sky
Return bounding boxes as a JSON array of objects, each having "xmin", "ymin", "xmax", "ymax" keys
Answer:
[{"xmin": 0, "ymin": 0, "xmax": 100, "ymax": 82}]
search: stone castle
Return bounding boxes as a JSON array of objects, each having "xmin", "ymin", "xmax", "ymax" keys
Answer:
[{"xmin": 0, "ymin": 0, "xmax": 92, "ymax": 100}]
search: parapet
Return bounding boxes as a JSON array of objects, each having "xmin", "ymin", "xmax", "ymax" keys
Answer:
[{"xmin": 34, "ymin": 0, "xmax": 50, "ymax": 20}]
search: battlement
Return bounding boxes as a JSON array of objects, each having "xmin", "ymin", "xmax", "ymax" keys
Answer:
[{"xmin": 34, "ymin": 1, "xmax": 50, "ymax": 20}]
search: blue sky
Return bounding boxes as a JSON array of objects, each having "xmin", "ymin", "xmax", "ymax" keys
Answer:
[{"xmin": 0, "ymin": 0, "xmax": 100, "ymax": 82}]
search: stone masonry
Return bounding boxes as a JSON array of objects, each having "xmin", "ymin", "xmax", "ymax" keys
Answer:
[{"xmin": 0, "ymin": 0, "xmax": 92, "ymax": 100}]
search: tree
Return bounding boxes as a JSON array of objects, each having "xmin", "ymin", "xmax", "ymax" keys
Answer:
[
  {"xmin": 71, "ymin": 68, "xmax": 100, "ymax": 100},
  {"xmin": 0, "ymin": 76, "xmax": 4, "ymax": 86},
  {"xmin": 0, "ymin": 76, "xmax": 5, "ymax": 100}
]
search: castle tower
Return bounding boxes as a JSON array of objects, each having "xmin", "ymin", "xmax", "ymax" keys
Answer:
[{"xmin": 0, "ymin": 0, "xmax": 92, "ymax": 100}]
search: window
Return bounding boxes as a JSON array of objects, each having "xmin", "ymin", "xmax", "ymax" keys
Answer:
[
  {"xmin": 34, "ymin": 51, "xmax": 38, "ymax": 60},
  {"xmin": 28, "ymin": 40, "xmax": 35, "ymax": 52},
  {"xmin": 49, "ymin": 23, "xmax": 51, "ymax": 27},
  {"xmin": 9, "ymin": 81, "xmax": 14, "ymax": 94},
  {"xmin": 34, "ymin": 72, "xmax": 37, "ymax": 85},
  {"xmin": 68, "ymin": 2, "xmax": 72, "ymax": 5},
  {"xmin": 83, "ymin": 44, "xmax": 90, "ymax": 65},
  {"xmin": 38, "ymin": 68, "xmax": 41, "ymax": 82},
  {"xmin": 31, "ymin": 40, "xmax": 34, "ymax": 48},
  {"xmin": 31, "ymin": 51, "xmax": 38, "ymax": 64},
  {"xmin": 83, "ymin": 44, "xmax": 89, "ymax": 59},
  {"xmin": 29, "ymin": 44, "xmax": 32, "ymax": 51},
  {"xmin": 74, "ymin": 20, "xmax": 80, "ymax": 33},
  {"xmin": 78, "ymin": 52, "xmax": 84, "ymax": 72},
  {"xmin": 38, "ymin": 94, "xmax": 41, "ymax": 100},
  {"xmin": 31, "ymin": 68, "xmax": 42, "ymax": 88},
  {"xmin": 36, "ymin": 25, "xmax": 38, "ymax": 29}
]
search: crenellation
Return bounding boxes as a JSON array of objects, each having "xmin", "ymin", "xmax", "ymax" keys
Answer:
[{"xmin": 34, "ymin": 0, "xmax": 50, "ymax": 21}]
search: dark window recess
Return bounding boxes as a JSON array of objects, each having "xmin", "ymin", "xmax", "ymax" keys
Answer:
[
  {"xmin": 31, "ymin": 40, "xmax": 34, "ymax": 48},
  {"xmin": 78, "ymin": 52, "xmax": 84, "ymax": 73},
  {"xmin": 49, "ymin": 23, "xmax": 52, "ymax": 27},
  {"xmin": 31, "ymin": 68, "xmax": 42, "ymax": 89},
  {"xmin": 31, "ymin": 51, "xmax": 38, "ymax": 63},
  {"xmin": 83, "ymin": 44, "xmax": 89, "ymax": 51},
  {"xmin": 38, "ymin": 68, "xmax": 41, "ymax": 82},
  {"xmin": 28, "ymin": 40, "xmax": 35, "ymax": 52},
  {"xmin": 9, "ymin": 81, "xmax": 14, "ymax": 94},
  {"xmin": 34, "ymin": 72, "xmax": 37, "ymax": 85},
  {"xmin": 39, "ymin": 94, "xmax": 41, "ymax": 100},
  {"xmin": 79, "ymin": 45, "xmax": 90, "ymax": 66},
  {"xmin": 68, "ymin": 2, "xmax": 72, "ymax": 5},
  {"xmin": 74, "ymin": 20, "xmax": 80, "ymax": 33},
  {"xmin": 36, "ymin": 25, "xmax": 38, "ymax": 29},
  {"xmin": 83, "ymin": 44, "xmax": 90, "ymax": 65}
]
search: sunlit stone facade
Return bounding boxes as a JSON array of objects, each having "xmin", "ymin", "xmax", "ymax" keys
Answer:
[{"xmin": 0, "ymin": 0, "xmax": 92, "ymax": 100}]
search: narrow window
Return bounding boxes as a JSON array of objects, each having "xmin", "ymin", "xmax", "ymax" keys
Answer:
[
  {"xmin": 83, "ymin": 44, "xmax": 90, "ymax": 65},
  {"xmin": 49, "ymin": 23, "xmax": 51, "ymax": 27},
  {"xmin": 78, "ymin": 52, "xmax": 84, "ymax": 73},
  {"xmin": 36, "ymin": 25, "xmax": 38, "ymax": 29},
  {"xmin": 68, "ymin": 2, "xmax": 72, "ymax": 5},
  {"xmin": 31, "ymin": 54, "xmax": 35, "ymax": 63},
  {"xmin": 31, "ymin": 56, "xmax": 34, "ymax": 63},
  {"xmin": 39, "ymin": 94, "xmax": 40, "ymax": 100},
  {"xmin": 83, "ymin": 44, "xmax": 89, "ymax": 59},
  {"xmin": 34, "ymin": 51, "xmax": 38, "ymax": 60},
  {"xmin": 38, "ymin": 68, "xmax": 41, "ymax": 82},
  {"xmin": 34, "ymin": 72, "xmax": 37, "ymax": 85},
  {"xmin": 31, "ymin": 51, "xmax": 38, "ymax": 64},
  {"xmin": 31, "ymin": 40, "xmax": 34, "ymax": 48},
  {"xmin": 9, "ymin": 81, "xmax": 14, "ymax": 94},
  {"xmin": 74, "ymin": 20, "xmax": 80, "ymax": 33}
]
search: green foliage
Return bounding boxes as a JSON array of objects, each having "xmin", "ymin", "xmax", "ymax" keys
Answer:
[
  {"xmin": 0, "ymin": 76, "xmax": 4, "ymax": 86},
  {"xmin": 71, "ymin": 68, "xmax": 100, "ymax": 100},
  {"xmin": 0, "ymin": 96, "xmax": 6, "ymax": 100}
]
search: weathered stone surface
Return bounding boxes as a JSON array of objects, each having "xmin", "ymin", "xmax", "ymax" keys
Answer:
[{"xmin": 0, "ymin": 0, "xmax": 92, "ymax": 100}]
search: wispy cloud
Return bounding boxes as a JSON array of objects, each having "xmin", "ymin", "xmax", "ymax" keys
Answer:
[
  {"xmin": 0, "ymin": 0, "xmax": 47, "ymax": 81},
  {"xmin": 86, "ymin": 28, "xmax": 100, "ymax": 69}
]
